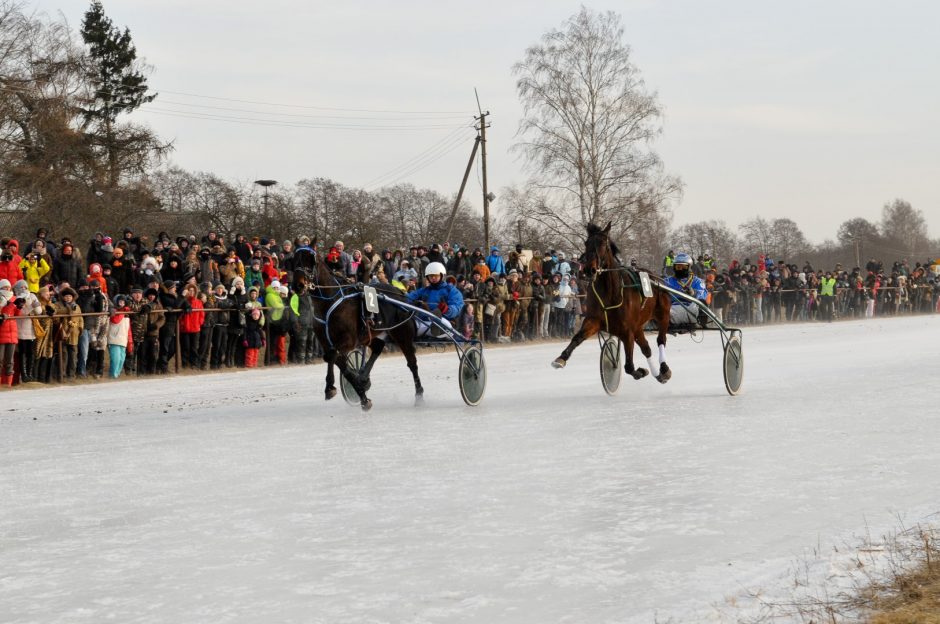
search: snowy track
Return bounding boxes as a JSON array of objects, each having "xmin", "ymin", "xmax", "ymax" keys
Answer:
[{"xmin": 2, "ymin": 316, "xmax": 939, "ymax": 623}]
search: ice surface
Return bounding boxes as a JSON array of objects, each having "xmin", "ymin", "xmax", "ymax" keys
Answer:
[{"xmin": 1, "ymin": 316, "xmax": 939, "ymax": 623}]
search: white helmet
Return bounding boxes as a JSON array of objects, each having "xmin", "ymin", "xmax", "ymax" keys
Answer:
[{"xmin": 425, "ymin": 261, "xmax": 446, "ymax": 277}]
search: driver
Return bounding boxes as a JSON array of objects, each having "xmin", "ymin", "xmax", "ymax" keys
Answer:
[
  {"xmin": 663, "ymin": 252, "xmax": 707, "ymax": 326},
  {"xmin": 407, "ymin": 262, "xmax": 464, "ymax": 336}
]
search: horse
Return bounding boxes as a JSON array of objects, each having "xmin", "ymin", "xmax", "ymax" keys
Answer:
[
  {"xmin": 303, "ymin": 240, "xmax": 425, "ymax": 410},
  {"xmin": 551, "ymin": 222, "xmax": 673, "ymax": 383}
]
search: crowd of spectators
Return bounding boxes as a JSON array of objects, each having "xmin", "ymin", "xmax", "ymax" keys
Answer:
[{"xmin": 1, "ymin": 228, "xmax": 937, "ymax": 390}]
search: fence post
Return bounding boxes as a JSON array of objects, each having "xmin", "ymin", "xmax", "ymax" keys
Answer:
[{"xmin": 174, "ymin": 315, "xmax": 181, "ymax": 373}]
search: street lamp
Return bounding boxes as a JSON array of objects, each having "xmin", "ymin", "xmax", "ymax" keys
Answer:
[{"xmin": 254, "ymin": 179, "xmax": 277, "ymax": 218}]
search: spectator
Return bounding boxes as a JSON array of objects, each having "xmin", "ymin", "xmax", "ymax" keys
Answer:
[
  {"xmin": 18, "ymin": 251, "xmax": 51, "ymax": 293},
  {"xmin": 107, "ymin": 295, "xmax": 133, "ymax": 379},
  {"xmin": 485, "ymin": 245, "xmax": 505, "ymax": 276}
]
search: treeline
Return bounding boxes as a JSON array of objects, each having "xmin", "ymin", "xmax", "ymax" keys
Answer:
[{"xmin": 1, "ymin": 1, "xmax": 936, "ymax": 268}]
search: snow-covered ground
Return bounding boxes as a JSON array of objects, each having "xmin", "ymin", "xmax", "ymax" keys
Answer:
[{"xmin": 2, "ymin": 315, "xmax": 939, "ymax": 623}]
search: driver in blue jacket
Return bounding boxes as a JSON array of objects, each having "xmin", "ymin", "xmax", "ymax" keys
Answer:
[
  {"xmin": 663, "ymin": 253, "xmax": 707, "ymax": 326},
  {"xmin": 407, "ymin": 262, "xmax": 464, "ymax": 336}
]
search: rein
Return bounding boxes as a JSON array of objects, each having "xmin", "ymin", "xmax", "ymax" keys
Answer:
[{"xmin": 589, "ymin": 266, "xmax": 644, "ymax": 332}]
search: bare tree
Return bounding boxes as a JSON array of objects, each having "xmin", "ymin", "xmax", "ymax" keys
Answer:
[
  {"xmin": 670, "ymin": 220, "xmax": 738, "ymax": 268},
  {"xmin": 880, "ymin": 198, "xmax": 929, "ymax": 260},
  {"xmin": 513, "ymin": 6, "xmax": 681, "ymax": 245}
]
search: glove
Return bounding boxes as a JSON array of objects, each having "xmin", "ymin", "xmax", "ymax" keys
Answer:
[
  {"xmin": 45, "ymin": 305, "xmax": 56, "ymax": 316},
  {"xmin": 437, "ymin": 300, "xmax": 448, "ymax": 315},
  {"xmin": 512, "ymin": 291, "xmax": 520, "ymax": 301},
  {"xmin": 14, "ymin": 297, "xmax": 25, "ymax": 309},
  {"xmin": 243, "ymin": 339, "xmax": 248, "ymax": 347}
]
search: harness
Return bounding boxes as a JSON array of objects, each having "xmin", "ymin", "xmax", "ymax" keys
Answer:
[
  {"xmin": 591, "ymin": 266, "xmax": 647, "ymax": 332},
  {"xmin": 309, "ymin": 268, "xmax": 416, "ymax": 348}
]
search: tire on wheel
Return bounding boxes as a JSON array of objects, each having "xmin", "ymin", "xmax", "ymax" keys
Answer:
[
  {"xmin": 340, "ymin": 347, "xmax": 369, "ymax": 405},
  {"xmin": 722, "ymin": 334, "xmax": 744, "ymax": 396},
  {"xmin": 599, "ymin": 335, "xmax": 622, "ymax": 396},
  {"xmin": 458, "ymin": 344, "xmax": 487, "ymax": 406}
]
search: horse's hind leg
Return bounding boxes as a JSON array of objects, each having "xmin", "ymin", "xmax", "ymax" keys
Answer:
[
  {"xmin": 654, "ymin": 296, "xmax": 672, "ymax": 383},
  {"xmin": 324, "ymin": 349, "xmax": 338, "ymax": 400},
  {"xmin": 398, "ymin": 340, "xmax": 424, "ymax": 405},
  {"xmin": 552, "ymin": 318, "xmax": 600, "ymax": 369},
  {"xmin": 622, "ymin": 330, "xmax": 648, "ymax": 380},
  {"xmin": 636, "ymin": 330, "xmax": 660, "ymax": 379}
]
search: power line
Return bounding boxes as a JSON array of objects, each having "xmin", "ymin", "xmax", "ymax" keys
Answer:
[
  {"xmin": 367, "ymin": 135, "xmax": 474, "ymax": 191},
  {"xmin": 361, "ymin": 125, "xmax": 473, "ymax": 188},
  {"xmin": 157, "ymin": 99, "xmax": 471, "ymax": 122},
  {"xmin": 159, "ymin": 89, "xmax": 473, "ymax": 115},
  {"xmin": 143, "ymin": 107, "xmax": 465, "ymax": 130}
]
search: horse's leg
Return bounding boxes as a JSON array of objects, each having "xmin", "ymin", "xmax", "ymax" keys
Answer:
[
  {"xmin": 635, "ymin": 330, "xmax": 658, "ymax": 381},
  {"xmin": 655, "ymin": 295, "xmax": 672, "ymax": 383},
  {"xmin": 552, "ymin": 317, "xmax": 600, "ymax": 369},
  {"xmin": 324, "ymin": 348, "xmax": 338, "ymax": 400},
  {"xmin": 397, "ymin": 339, "xmax": 424, "ymax": 405},
  {"xmin": 622, "ymin": 330, "xmax": 648, "ymax": 380},
  {"xmin": 358, "ymin": 335, "xmax": 389, "ymax": 392}
]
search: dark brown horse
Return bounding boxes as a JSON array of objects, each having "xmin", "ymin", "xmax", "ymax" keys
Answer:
[
  {"xmin": 552, "ymin": 222, "xmax": 673, "ymax": 383},
  {"xmin": 305, "ymin": 239, "xmax": 424, "ymax": 410}
]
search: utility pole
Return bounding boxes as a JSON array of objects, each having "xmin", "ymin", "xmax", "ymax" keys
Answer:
[
  {"xmin": 444, "ymin": 134, "xmax": 481, "ymax": 244},
  {"xmin": 479, "ymin": 109, "xmax": 491, "ymax": 252}
]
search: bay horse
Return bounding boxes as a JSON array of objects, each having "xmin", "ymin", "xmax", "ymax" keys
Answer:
[
  {"xmin": 302, "ymin": 240, "xmax": 424, "ymax": 410},
  {"xmin": 552, "ymin": 222, "xmax": 673, "ymax": 383}
]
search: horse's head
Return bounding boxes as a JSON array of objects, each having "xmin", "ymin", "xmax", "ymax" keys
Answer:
[{"xmin": 580, "ymin": 221, "xmax": 619, "ymax": 277}]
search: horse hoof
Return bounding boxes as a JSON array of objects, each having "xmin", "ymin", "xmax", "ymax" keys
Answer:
[
  {"xmin": 658, "ymin": 364, "xmax": 671, "ymax": 383},
  {"xmin": 551, "ymin": 358, "xmax": 567, "ymax": 369},
  {"xmin": 632, "ymin": 368, "xmax": 648, "ymax": 380},
  {"xmin": 361, "ymin": 399, "xmax": 373, "ymax": 412},
  {"xmin": 325, "ymin": 387, "xmax": 337, "ymax": 400},
  {"xmin": 415, "ymin": 394, "xmax": 425, "ymax": 406}
]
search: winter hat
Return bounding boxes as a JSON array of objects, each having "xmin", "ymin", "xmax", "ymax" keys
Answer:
[
  {"xmin": 270, "ymin": 279, "xmax": 281, "ymax": 290},
  {"xmin": 0, "ymin": 278, "xmax": 11, "ymax": 291},
  {"xmin": 13, "ymin": 279, "xmax": 28, "ymax": 296},
  {"xmin": 130, "ymin": 286, "xmax": 143, "ymax": 294},
  {"xmin": 59, "ymin": 286, "xmax": 77, "ymax": 299},
  {"xmin": 7, "ymin": 239, "xmax": 18, "ymax": 249},
  {"xmin": 102, "ymin": 236, "xmax": 112, "ymax": 245},
  {"xmin": 278, "ymin": 285, "xmax": 289, "ymax": 296},
  {"xmin": 145, "ymin": 288, "xmax": 159, "ymax": 298}
]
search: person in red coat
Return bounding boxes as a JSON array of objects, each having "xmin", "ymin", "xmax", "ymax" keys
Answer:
[
  {"xmin": 0, "ymin": 279, "xmax": 23, "ymax": 386},
  {"xmin": 178, "ymin": 283, "xmax": 205, "ymax": 368},
  {"xmin": 0, "ymin": 244, "xmax": 24, "ymax": 284}
]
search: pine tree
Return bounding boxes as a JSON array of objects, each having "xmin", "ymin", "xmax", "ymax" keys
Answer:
[{"xmin": 80, "ymin": 0, "xmax": 157, "ymax": 187}]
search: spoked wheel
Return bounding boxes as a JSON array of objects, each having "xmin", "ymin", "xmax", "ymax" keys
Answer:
[
  {"xmin": 458, "ymin": 344, "xmax": 487, "ymax": 406},
  {"xmin": 722, "ymin": 334, "xmax": 744, "ymax": 396},
  {"xmin": 599, "ymin": 336, "xmax": 622, "ymax": 396},
  {"xmin": 340, "ymin": 347, "xmax": 369, "ymax": 405}
]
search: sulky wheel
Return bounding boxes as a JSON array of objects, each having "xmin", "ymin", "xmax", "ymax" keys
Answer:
[
  {"xmin": 340, "ymin": 347, "xmax": 369, "ymax": 405},
  {"xmin": 722, "ymin": 334, "xmax": 744, "ymax": 396},
  {"xmin": 458, "ymin": 344, "xmax": 487, "ymax": 406},
  {"xmin": 599, "ymin": 335, "xmax": 622, "ymax": 396}
]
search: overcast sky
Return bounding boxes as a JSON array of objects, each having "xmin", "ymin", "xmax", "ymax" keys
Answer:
[{"xmin": 37, "ymin": 0, "xmax": 940, "ymax": 242}]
